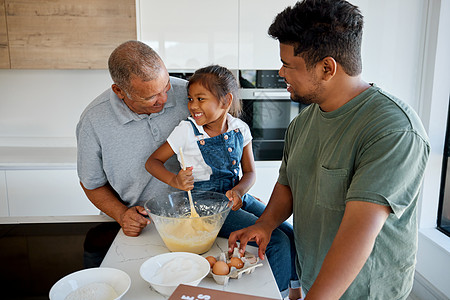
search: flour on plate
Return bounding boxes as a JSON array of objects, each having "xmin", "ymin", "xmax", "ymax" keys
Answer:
[{"xmin": 65, "ymin": 282, "xmax": 118, "ymax": 300}]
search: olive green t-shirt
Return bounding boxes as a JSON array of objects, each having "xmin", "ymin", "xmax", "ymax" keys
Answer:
[{"xmin": 278, "ymin": 85, "xmax": 430, "ymax": 299}]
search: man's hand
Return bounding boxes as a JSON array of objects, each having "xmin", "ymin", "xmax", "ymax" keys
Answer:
[
  {"xmin": 119, "ymin": 206, "xmax": 151, "ymax": 237},
  {"xmin": 228, "ymin": 222, "xmax": 273, "ymax": 260}
]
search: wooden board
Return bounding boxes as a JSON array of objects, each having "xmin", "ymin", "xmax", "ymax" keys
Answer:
[
  {"xmin": 5, "ymin": 0, "xmax": 136, "ymax": 69},
  {"xmin": 169, "ymin": 284, "xmax": 278, "ymax": 300},
  {"xmin": 0, "ymin": 0, "xmax": 10, "ymax": 68}
]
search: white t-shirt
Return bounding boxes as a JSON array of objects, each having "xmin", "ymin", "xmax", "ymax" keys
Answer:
[{"xmin": 167, "ymin": 114, "xmax": 252, "ymax": 181}]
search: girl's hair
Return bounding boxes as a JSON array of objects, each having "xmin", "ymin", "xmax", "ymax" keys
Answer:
[{"xmin": 188, "ymin": 65, "xmax": 242, "ymax": 117}]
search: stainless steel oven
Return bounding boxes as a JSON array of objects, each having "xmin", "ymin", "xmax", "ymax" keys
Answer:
[{"xmin": 239, "ymin": 70, "xmax": 308, "ymax": 161}]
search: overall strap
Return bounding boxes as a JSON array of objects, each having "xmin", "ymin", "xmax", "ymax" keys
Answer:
[{"xmin": 187, "ymin": 119, "xmax": 202, "ymax": 137}]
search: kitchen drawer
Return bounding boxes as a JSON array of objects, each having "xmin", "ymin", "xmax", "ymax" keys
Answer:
[{"xmin": 6, "ymin": 169, "xmax": 99, "ymax": 217}]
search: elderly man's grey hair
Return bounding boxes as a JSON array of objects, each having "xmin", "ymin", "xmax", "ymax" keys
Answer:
[{"xmin": 108, "ymin": 40, "xmax": 163, "ymax": 93}]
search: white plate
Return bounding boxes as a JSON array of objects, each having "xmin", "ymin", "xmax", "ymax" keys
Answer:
[{"xmin": 49, "ymin": 267, "xmax": 131, "ymax": 300}]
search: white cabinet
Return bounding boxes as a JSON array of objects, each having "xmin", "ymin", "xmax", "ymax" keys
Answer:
[
  {"xmin": 139, "ymin": 0, "xmax": 239, "ymax": 70},
  {"xmin": 0, "ymin": 171, "xmax": 7, "ymax": 217},
  {"xmin": 6, "ymin": 169, "xmax": 99, "ymax": 217},
  {"xmin": 238, "ymin": 0, "xmax": 297, "ymax": 70},
  {"xmin": 138, "ymin": 0, "xmax": 295, "ymax": 71}
]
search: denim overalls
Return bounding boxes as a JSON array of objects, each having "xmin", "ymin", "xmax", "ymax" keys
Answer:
[
  {"xmin": 186, "ymin": 119, "xmax": 299, "ymax": 296},
  {"xmin": 187, "ymin": 119, "xmax": 243, "ymax": 193}
]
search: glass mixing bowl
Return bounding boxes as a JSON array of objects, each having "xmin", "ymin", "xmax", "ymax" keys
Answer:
[{"xmin": 144, "ymin": 190, "xmax": 232, "ymax": 254}]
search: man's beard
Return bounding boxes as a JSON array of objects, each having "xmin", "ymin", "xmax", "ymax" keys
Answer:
[
  {"xmin": 290, "ymin": 93, "xmax": 315, "ymax": 106},
  {"xmin": 289, "ymin": 83, "xmax": 321, "ymax": 106}
]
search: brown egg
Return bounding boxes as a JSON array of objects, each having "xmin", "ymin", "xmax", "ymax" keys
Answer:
[
  {"xmin": 229, "ymin": 257, "xmax": 244, "ymax": 269},
  {"xmin": 212, "ymin": 260, "xmax": 230, "ymax": 275},
  {"xmin": 205, "ymin": 256, "xmax": 217, "ymax": 268}
]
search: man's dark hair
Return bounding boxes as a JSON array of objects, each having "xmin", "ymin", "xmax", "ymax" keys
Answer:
[{"xmin": 268, "ymin": 0, "xmax": 363, "ymax": 76}]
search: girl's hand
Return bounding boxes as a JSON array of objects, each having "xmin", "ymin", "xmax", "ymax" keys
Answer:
[
  {"xmin": 226, "ymin": 189, "xmax": 243, "ymax": 211},
  {"xmin": 170, "ymin": 166, "xmax": 194, "ymax": 191}
]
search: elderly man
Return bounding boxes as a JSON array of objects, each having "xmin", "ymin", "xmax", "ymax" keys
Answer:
[{"xmin": 77, "ymin": 40, "xmax": 189, "ymax": 237}]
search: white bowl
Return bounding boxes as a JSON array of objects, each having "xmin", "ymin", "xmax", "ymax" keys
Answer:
[
  {"xmin": 140, "ymin": 252, "xmax": 210, "ymax": 296},
  {"xmin": 49, "ymin": 267, "xmax": 131, "ymax": 300}
]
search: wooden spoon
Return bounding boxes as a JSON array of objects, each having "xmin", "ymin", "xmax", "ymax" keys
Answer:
[{"xmin": 179, "ymin": 147, "xmax": 199, "ymax": 218}]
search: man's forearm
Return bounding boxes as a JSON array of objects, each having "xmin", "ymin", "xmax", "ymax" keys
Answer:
[
  {"xmin": 305, "ymin": 201, "xmax": 391, "ymax": 299},
  {"xmin": 256, "ymin": 182, "xmax": 294, "ymax": 230},
  {"xmin": 80, "ymin": 182, "xmax": 128, "ymax": 225}
]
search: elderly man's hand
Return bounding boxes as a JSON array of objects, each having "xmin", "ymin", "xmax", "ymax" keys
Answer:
[{"xmin": 119, "ymin": 206, "xmax": 151, "ymax": 237}]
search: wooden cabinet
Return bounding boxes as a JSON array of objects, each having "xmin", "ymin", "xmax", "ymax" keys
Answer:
[
  {"xmin": 1, "ymin": 0, "xmax": 136, "ymax": 69},
  {"xmin": 0, "ymin": 0, "xmax": 9, "ymax": 68},
  {"xmin": 6, "ymin": 169, "xmax": 99, "ymax": 217}
]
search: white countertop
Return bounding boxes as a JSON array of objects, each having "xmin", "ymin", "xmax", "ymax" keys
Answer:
[
  {"xmin": 101, "ymin": 223, "xmax": 282, "ymax": 299},
  {"xmin": 0, "ymin": 214, "xmax": 113, "ymax": 224},
  {"xmin": 0, "ymin": 147, "xmax": 77, "ymax": 169}
]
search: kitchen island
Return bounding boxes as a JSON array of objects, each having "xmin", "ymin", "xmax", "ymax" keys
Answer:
[{"xmin": 101, "ymin": 222, "xmax": 282, "ymax": 299}]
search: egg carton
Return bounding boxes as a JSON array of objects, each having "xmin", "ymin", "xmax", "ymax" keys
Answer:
[{"xmin": 207, "ymin": 248, "xmax": 263, "ymax": 285}]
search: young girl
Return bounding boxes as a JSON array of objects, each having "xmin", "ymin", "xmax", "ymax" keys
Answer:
[{"xmin": 145, "ymin": 65, "xmax": 301, "ymax": 299}]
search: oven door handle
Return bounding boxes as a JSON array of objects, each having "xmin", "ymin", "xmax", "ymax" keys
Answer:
[{"xmin": 253, "ymin": 91, "xmax": 291, "ymax": 97}]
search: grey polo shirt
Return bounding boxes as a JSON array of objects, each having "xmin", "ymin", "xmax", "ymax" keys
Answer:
[{"xmin": 76, "ymin": 76, "xmax": 190, "ymax": 207}]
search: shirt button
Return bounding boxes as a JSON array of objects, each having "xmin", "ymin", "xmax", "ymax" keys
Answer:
[
  {"xmin": 228, "ymin": 147, "xmax": 233, "ymax": 152},
  {"xmin": 200, "ymin": 140, "xmax": 205, "ymax": 145},
  {"xmin": 234, "ymin": 169, "xmax": 238, "ymax": 174},
  {"xmin": 224, "ymin": 135, "xmax": 228, "ymax": 140},
  {"xmin": 232, "ymin": 160, "xmax": 236, "ymax": 165}
]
